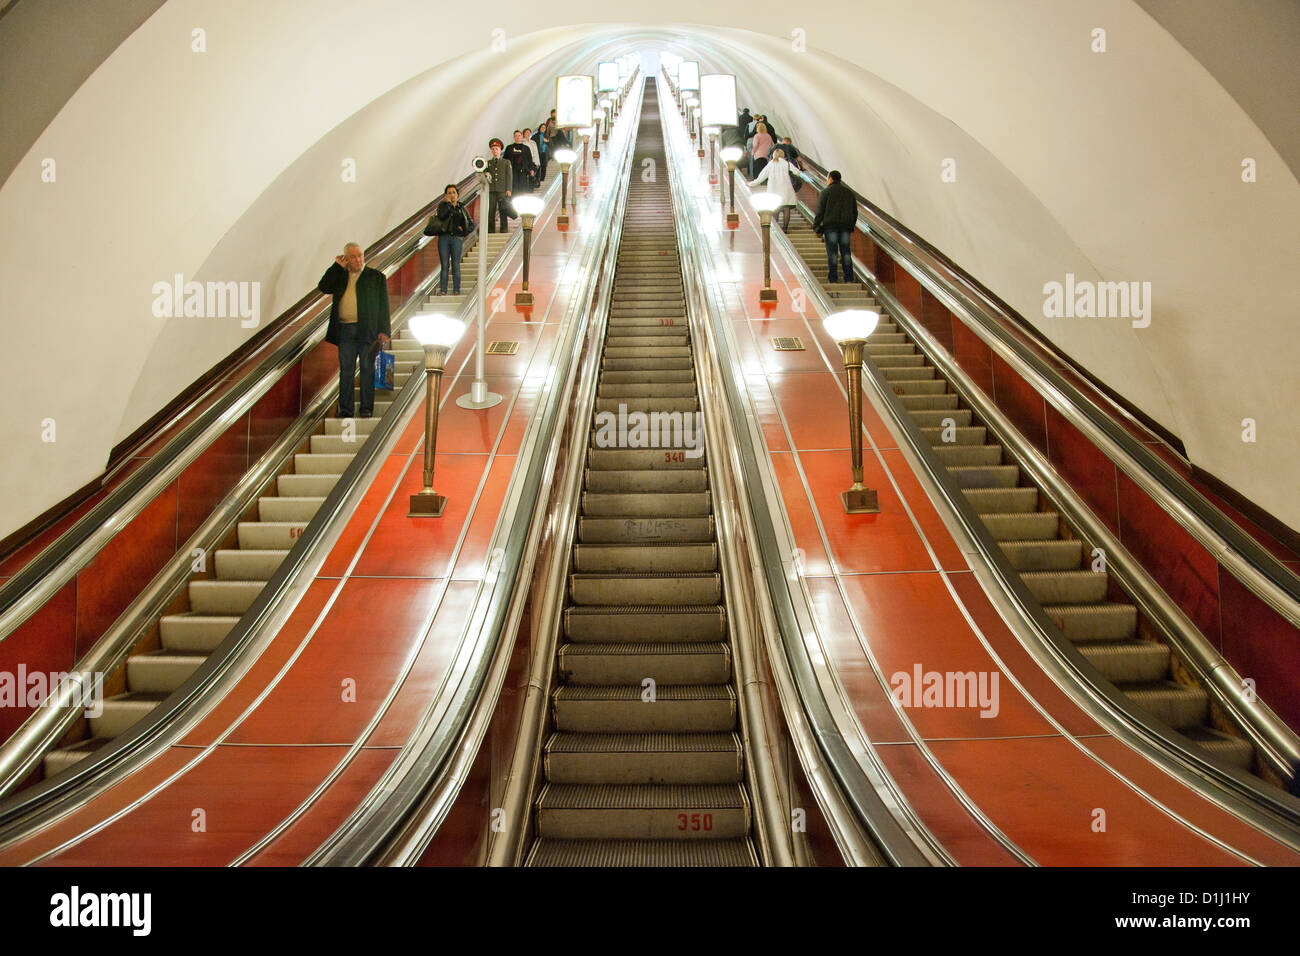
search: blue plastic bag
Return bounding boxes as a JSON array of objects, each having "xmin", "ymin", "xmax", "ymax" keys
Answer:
[{"xmin": 374, "ymin": 349, "xmax": 395, "ymax": 390}]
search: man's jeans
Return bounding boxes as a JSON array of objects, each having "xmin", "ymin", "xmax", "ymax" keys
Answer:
[
  {"xmin": 337, "ymin": 322, "xmax": 374, "ymax": 418},
  {"xmin": 438, "ymin": 235, "xmax": 464, "ymax": 293},
  {"xmin": 489, "ymin": 192, "xmax": 510, "ymax": 232},
  {"xmin": 824, "ymin": 229, "xmax": 855, "ymax": 283}
]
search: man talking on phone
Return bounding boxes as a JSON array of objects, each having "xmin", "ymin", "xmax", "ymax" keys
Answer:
[{"xmin": 318, "ymin": 242, "xmax": 391, "ymax": 419}]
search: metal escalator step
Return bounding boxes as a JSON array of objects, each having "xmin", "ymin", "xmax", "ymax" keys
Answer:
[
  {"xmin": 43, "ymin": 738, "xmax": 112, "ymax": 777},
  {"xmin": 573, "ymin": 542, "xmax": 718, "ymax": 573},
  {"xmin": 951, "ymin": 465, "xmax": 1021, "ymax": 489},
  {"xmin": 963, "ymin": 487, "xmax": 1040, "ymax": 513},
  {"xmin": 889, "ymin": 379, "xmax": 948, "ymax": 395},
  {"xmin": 188, "ymin": 579, "xmax": 264, "ymax": 614},
  {"xmin": 237, "ymin": 521, "xmax": 308, "ymax": 549},
  {"xmin": 584, "ymin": 469, "xmax": 707, "ymax": 493},
  {"xmin": 535, "ymin": 783, "xmax": 749, "ymax": 840},
  {"xmin": 1042, "ymin": 601, "xmax": 1138, "ymax": 641},
  {"xmin": 564, "ymin": 606, "xmax": 728, "ymax": 642},
  {"xmin": 980, "ymin": 511, "xmax": 1060, "ymax": 541},
  {"xmin": 1121, "ymin": 681, "xmax": 1209, "ymax": 729},
  {"xmin": 569, "ymin": 572, "xmax": 721, "ymax": 606},
  {"xmin": 582, "ymin": 491, "xmax": 711, "ymax": 516},
  {"xmin": 1021, "ymin": 570, "xmax": 1110, "ymax": 605},
  {"xmin": 920, "ymin": 425, "xmax": 987, "ymax": 445},
  {"xmin": 604, "ymin": 346, "xmax": 692, "ymax": 359},
  {"xmin": 898, "ymin": 393, "xmax": 959, "ymax": 411},
  {"xmin": 599, "ymin": 382, "xmax": 698, "ymax": 398},
  {"xmin": 594, "ymin": 397, "xmax": 699, "ymax": 413},
  {"xmin": 126, "ymin": 651, "xmax": 208, "ymax": 693},
  {"xmin": 1181, "ymin": 725, "xmax": 1255, "ymax": 770},
  {"xmin": 998, "ymin": 538, "xmax": 1083, "ymax": 572},
  {"xmin": 586, "ymin": 448, "xmax": 705, "ymax": 470},
  {"xmin": 553, "ymin": 684, "xmax": 737, "ymax": 733},
  {"xmin": 258, "ymin": 496, "xmax": 326, "ymax": 522},
  {"xmin": 558, "ymin": 641, "xmax": 731, "ymax": 684},
  {"xmin": 159, "ymin": 613, "xmax": 239, "ymax": 652},
  {"xmin": 214, "ymin": 548, "xmax": 285, "ymax": 581},
  {"xmin": 90, "ymin": 691, "xmax": 169, "ymax": 738},
  {"xmin": 526, "ymin": 837, "xmax": 757, "ymax": 867},
  {"xmin": 544, "ymin": 731, "xmax": 742, "ymax": 784},
  {"xmin": 578, "ymin": 515, "xmax": 714, "ymax": 543},
  {"xmin": 276, "ymin": 473, "xmax": 339, "ymax": 497},
  {"xmin": 598, "ymin": 369, "xmax": 695, "ymax": 384},
  {"xmin": 293, "ymin": 453, "xmax": 354, "ymax": 474},
  {"xmin": 1075, "ymin": 640, "xmax": 1170, "ymax": 683},
  {"xmin": 602, "ymin": 356, "xmax": 694, "ymax": 371}
]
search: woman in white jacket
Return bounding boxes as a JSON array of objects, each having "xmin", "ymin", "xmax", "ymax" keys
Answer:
[{"xmin": 748, "ymin": 148, "xmax": 801, "ymax": 232}]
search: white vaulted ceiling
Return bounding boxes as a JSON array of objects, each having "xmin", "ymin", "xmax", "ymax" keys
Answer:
[{"xmin": 1, "ymin": 0, "xmax": 1297, "ymax": 538}]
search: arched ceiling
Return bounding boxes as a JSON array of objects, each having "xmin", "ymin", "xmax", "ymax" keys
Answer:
[{"xmin": 2, "ymin": 1, "xmax": 1297, "ymax": 540}]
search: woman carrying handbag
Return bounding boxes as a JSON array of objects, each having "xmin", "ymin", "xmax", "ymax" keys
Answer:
[{"xmin": 425, "ymin": 183, "xmax": 476, "ymax": 295}]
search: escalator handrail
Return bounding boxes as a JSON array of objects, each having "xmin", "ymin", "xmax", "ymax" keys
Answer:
[
  {"xmin": 0, "ymin": 171, "xmax": 482, "ymax": 643},
  {"xmin": 753, "ymin": 171, "xmax": 1300, "ymax": 823},
  {"xmin": 0, "ymin": 169, "xmax": 532, "ymax": 833},
  {"xmin": 789, "ymin": 159, "xmax": 1300, "ymax": 630},
  {"xmin": 305, "ymin": 72, "xmax": 646, "ymax": 866}
]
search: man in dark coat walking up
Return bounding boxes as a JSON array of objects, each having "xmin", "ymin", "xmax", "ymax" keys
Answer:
[
  {"xmin": 319, "ymin": 242, "xmax": 391, "ymax": 418},
  {"xmin": 812, "ymin": 170, "xmax": 859, "ymax": 284}
]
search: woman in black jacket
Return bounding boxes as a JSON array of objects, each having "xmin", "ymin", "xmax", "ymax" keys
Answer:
[{"xmin": 425, "ymin": 184, "xmax": 475, "ymax": 295}]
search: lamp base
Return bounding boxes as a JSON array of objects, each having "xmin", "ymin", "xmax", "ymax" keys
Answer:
[
  {"xmin": 557, "ymin": 214, "xmax": 569, "ymax": 229},
  {"xmin": 592, "ymin": 149, "xmax": 601, "ymax": 160},
  {"xmin": 759, "ymin": 288, "xmax": 778, "ymax": 303},
  {"xmin": 409, "ymin": 491, "xmax": 448, "ymax": 517},
  {"xmin": 726, "ymin": 213, "xmax": 739, "ymax": 228},
  {"xmin": 515, "ymin": 291, "xmax": 534, "ymax": 306},
  {"xmin": 457, "ymin": 380, "xmax": 503, "ymax": 409},
  {"xmin": 841, "ymin": 487, "xmax": 880, "ymax": 514},
  {"xmin": 697, "ymin": 149, "xmax": 706, "ymax": 158}
]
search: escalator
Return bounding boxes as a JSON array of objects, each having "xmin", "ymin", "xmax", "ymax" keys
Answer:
[
  {"xmin": 783, "ymin": 215, "xmax": 1256, "ymax": 773},
  {"xmin": 525, "ymin": 80, "xmax": 757, "ymax": 867},
  {"xmin": 43, "ymin": 229, "xmax": 518, "ymax": 776}
]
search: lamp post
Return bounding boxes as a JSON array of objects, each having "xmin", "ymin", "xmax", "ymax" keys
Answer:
[
  {"xmin": 553, "ymin": 147, "xmax": 577, "ymax": 228},
  {"xmin": 512, "ymin": 194, "xmax": 545, "ymax": 306},
  {"xmin": 824, "ymin": 311, "xmax": 882, "ymax": 514},
  {"xmin": 598, "ymin": 97, "xmax": 611, "ymax": 140},
  {"xmin": 458, "ymin": 165, "xmax": 500, "ymax": 409},
  {"xmin": 720, "ymin": 146, "xmax": 742, "ymax": 227},
  {"xmin": 686, "ymin": 97, "xmax": 699, "ymax": 136},
  {"xmin": 591, "ymin": 110, "xmax": 605, "ymax": 159},
  {"xmin": 579, "ymin": 127, "xmax": 593, "ymax": 185},
  {"xmin": 692, "ymin": 108, "xmax": 704, "ymax": 157},
  {"xmin": 408, "ymin": 314, "xmax": 468, "ymax": 516},
  {"xmin": 751, "ymin": 192, "xmax": 782, "ymax": 303},
  {"xmin": 704, "ymin": 126, "xmax": 719, "ymax": 182}
]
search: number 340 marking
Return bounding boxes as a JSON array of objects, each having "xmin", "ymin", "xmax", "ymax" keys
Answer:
[{"xmin": 677, "ymin": 812, "xmax": 713, "ymax": 831}]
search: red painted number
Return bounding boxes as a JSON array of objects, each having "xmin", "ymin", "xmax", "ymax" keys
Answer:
[
  {"xmin": 676, "ymin": 813, "xmax": 714, "ymax": 831},
  {"xmin": 659, "ymin": 318, "xmax": 675, "ymax": 326},
  {"xmin": 664, "ymin": 452, "xmax": 686, "ymax": 463}
]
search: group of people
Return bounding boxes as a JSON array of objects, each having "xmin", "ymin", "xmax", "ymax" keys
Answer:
[{"xmin": 731, "ymin": 106, "xmax": 859, "ymax": 283}]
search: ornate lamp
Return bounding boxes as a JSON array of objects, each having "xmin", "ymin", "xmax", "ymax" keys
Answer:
[
  {"xmin": 823, "ymin": 310, "xmax": 882, "ymax": 514},
  {"xmin": 750, "ymin": 191, "xmax": 783, "ymax": 302},
  {"xmin": 408, "ymin": 314, "xmax": 468, "ymax": 516}
]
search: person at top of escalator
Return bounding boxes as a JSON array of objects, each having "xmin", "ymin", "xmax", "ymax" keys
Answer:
[
  {"xmin": 318, "ymin": 242, "xmax": 391, "ymax": 419},
  {"xmin": 532, "ymin": 122, "xmax": 551, "ymax": 184},
  {"xmin": 504, "ymin": 130, "xmax": 537, "ymax": 194}
]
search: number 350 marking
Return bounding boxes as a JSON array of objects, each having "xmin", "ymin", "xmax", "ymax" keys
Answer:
[{"xmin": 677, "ymin": 812, "xmax": 713, "ymax": 831}]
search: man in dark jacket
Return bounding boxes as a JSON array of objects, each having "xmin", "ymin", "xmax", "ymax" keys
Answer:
[
  {"xmin": 503, "ymin": 130, "xmax": 537, "ymax": 195},
  {"xmin": 812, "ymin": 170, "xmax": 858, "ymax": 283},
  {"xmin": 319, "ymin": 242, "xmax": 391, "ymax": 418},
  {"xmin": 484, "ymin": 138, "xmax": 513, "ymax": 233}
]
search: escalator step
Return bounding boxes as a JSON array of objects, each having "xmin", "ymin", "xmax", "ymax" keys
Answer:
[
  {"xmin": 559, "ymin": 642, "xmax": 731, "ymax": 684},
  {"xmin": 544, "ymin": 731, "xmax": 742, "ymax": 784},
  {"xmin": 526, "ymin": 838, "xmax": 756, "ymax": 867},
  {"xmin": 573, "ymin": 543, "xmax": 718, "ymax": 573},
  {"xmin": 535, "ymin": 783, "xmax": 749, "ymax": 839},
  {"xmin": 563, "ymin": 605, "xmax": 726, "ymax": 642}
]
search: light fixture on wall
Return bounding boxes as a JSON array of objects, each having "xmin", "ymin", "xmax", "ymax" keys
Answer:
[
  {"xmin": 408, "ymin": 314, "xmax": 467, "ymax": 516},
  {"xmin": 823, "ymin": 310, "xmax": 882, "ymax": 514}
]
